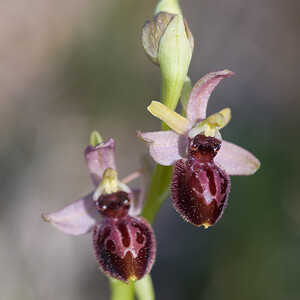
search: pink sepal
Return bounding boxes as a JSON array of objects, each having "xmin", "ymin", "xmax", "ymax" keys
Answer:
[
  {"xmin": 186, "ymin": 70, "xmax": 234, "ymax": 125},
  {"xmin": 215, "ymin": 140, "xmax": 260, "ymax": 175},
  {"xmin": 42, "ymin": 193, "xmax": 101, "ymax": 235},
  {"xmin": 137, "ymin": 130, "xmax": 188, "ymax": 166},
  {"xmin": 85, "ymin": 138, "xmax": 117, "ymax": 186}
]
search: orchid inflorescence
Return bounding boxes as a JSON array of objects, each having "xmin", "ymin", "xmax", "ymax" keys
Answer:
[{"xmin": 42, "ymin": 0, "xmax": 260, "ymax": 298}]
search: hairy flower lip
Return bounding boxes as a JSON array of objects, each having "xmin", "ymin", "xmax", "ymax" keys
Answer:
[
  {"xmin": 171, "ymin": 146, "xmax": 231, "ymax": 228},
  {"xmin": 93, "ymin": 214, "xmax": 156, "ymax": 283}
]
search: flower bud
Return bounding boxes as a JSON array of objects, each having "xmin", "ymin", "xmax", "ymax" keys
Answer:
[
  {"xmin": 142, "ymin": 12, "xmax": 194, "ymax": 110},
  {"xmin": 90, "ymin": 130, "xmax": 103, "ymax": 147}
]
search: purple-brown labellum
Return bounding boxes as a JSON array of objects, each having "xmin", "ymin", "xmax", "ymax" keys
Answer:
[
  {"xmin": 171, "ymin": 134, "xmax": 230, "ymax": 227},
  {"xmin": 93, "ymin": 191, "xmax": 156, "ymax": 283}
]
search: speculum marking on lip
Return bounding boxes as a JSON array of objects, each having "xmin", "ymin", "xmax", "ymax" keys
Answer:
[
  {"xmin": 118, "ymin": 222, "xmax": 131, "ymax": 248},
  {"xmin": 206, "ymin": 167, "xmax": 216, "ymax": 196}
]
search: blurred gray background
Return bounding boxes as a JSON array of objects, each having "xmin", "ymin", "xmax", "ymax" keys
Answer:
[{"xmin": 0, "ymin": 0, "xmax": 299, "ymax": 299}]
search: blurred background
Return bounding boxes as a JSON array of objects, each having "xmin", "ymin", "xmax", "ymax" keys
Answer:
[{"xmin": 0, "ymin": 0, "xmax": 299, "ymax": 299}]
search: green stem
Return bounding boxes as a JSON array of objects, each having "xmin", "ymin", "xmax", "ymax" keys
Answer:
[
  {"xmin": 134, "ymin": 274, "xmax": 155, "ymax": 300},
  {"xmin": 110, "ymin": 279, "xmax": 134, "ymax": 300},
  {"xmin": 142, "ymin": 164, "xmax": 172, "ymax": 224}
]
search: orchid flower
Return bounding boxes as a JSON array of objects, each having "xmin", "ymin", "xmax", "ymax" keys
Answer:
[
  {"xmin": 42, "ymin": 137, "xmax": 156, "ymax": 283},
  {"xmin": 138, "ymin": 70, "xmax": 260, "ymax": 228}
]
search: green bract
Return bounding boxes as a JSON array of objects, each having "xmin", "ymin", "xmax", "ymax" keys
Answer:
[{"xmin": 158, "ymin": 15, "xmax": 193, "ymax": 110}]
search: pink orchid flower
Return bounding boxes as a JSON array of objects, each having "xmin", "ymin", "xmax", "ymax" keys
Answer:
[
  {"xmin": 138, "ymin": 70, "xmax": 260, "ymax": 228},
  {"xmin": 42, "ymin": 138, "xmax": 156, "ymax": 283}
]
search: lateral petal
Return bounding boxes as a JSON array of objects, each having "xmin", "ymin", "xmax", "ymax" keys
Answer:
[
  {"xmin": 147, "ymin": 101, "xmax": 191, "ymax": 134},
  {"xmin": 215, "ymin": 140, "xmax": 260, "ymax": 175}
]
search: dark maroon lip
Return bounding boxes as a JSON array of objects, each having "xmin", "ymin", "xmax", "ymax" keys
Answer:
[
  {"xmin": 93, "ymin": 215, "xmax": 156, "ymax": 283},
  {"xmin": 93, "ymin": 190, "xmax": 156, "ymax": 283},
  {"xmin": 171, "ymin": 134, "xmax": 230, "ymax": 227}
]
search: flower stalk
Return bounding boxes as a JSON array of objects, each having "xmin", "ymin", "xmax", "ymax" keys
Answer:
[
  {"xmin": 110, "ymin": 275, "xmax": 154, "ymax": 300},
  {"xmin": 142, "ymin": 164, "xmax": 172, "ymax": 224},
  {"xmin": 110, "ymin": 279, "xmax": 134, "ymax": 300}
]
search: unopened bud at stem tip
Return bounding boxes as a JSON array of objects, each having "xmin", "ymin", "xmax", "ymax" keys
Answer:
[{"xmin": 90, "ymin": 130, "xmax": 103, "ymax": 147}]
